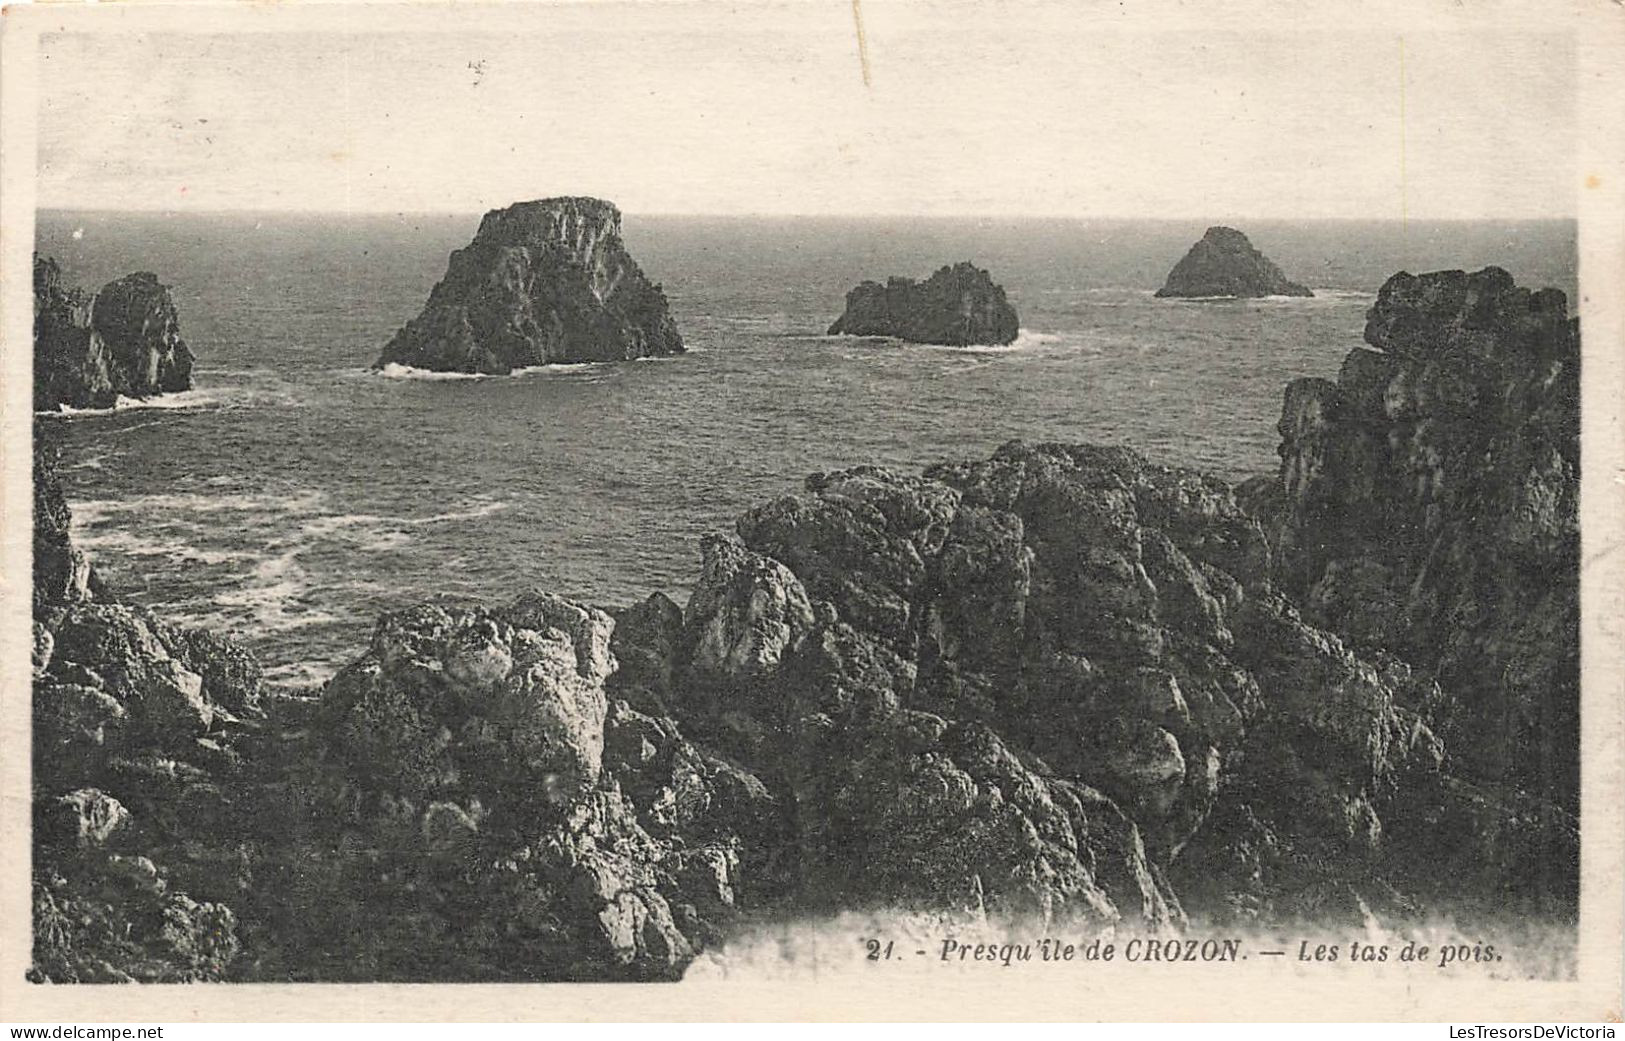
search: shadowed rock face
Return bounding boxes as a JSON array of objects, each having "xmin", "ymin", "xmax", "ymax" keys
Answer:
[
  {"xmin": 375, "ymin": 197, "xmax": 683, "ymax": 373},
  {"xmin": 1155, "ymin": 227, "xmax": 1313, "ymax": 299},
  {"xmin": 34, "ymin": 257, "xmax": 195, "ymax": 412},
  {"xmin": 1245, "ymin": 268, "xmax": 1580, "ymax": 880},
  {"xmin": 696, "ymin": 444, "xmax": 1480, "ymax": 924},
  {"xmin": 309, "ymin": 594, "xmax": 769, "ymax": 980},
  {"xmin": 828, "ymin": 262, "xmax": 1020, "ymax": 345}
]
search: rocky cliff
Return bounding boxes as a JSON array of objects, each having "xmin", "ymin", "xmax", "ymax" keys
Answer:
[
  {"xmin": 828, "ymin": 262, "xmax": 1020, "ymax": 346},
  {"xmin": 1241, "ymin": 267, "xmax": 1579, "ymax": 907},
  {"xmin": 32, "ymin": 427, "xmax": 253, "ymax": 981},
  {"xmin": 1156, "ymin": 227, "xmax": 1313, "ymax": 299},
  {"xmin": 34, "ymin": 256, "xmax": 195, "ymax": 412},
  {"xmin": 375, "ymin": 197, "xmax": 683, "ymax": 373}
]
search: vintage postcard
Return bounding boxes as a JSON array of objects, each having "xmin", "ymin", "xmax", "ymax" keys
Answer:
[{"xmin": 1, "ymin": 0, "xmax": 1621, "ymax": 1023}]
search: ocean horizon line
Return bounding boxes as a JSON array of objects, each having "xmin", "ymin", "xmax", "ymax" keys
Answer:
[{"xmin": 33, "ymin": 206, "xmax": 1579, "ymax": 225}]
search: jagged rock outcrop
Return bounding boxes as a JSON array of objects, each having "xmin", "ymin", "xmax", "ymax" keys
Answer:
[
  {"xmin": 681, "ymin": 443, "xmax": 1477, "ymax": 921},
  {"xmin": 306, "ymin": 594, "xmax": 771, "ymax": 979},
  {"xmin": 1243, "ymin": 267, "xmax": 1579, "ymax": 911},
  {"xmin": 828, "ymin": 262, "xmax": 1020, "ymax": 346},
  {"xmin": 1155, "ymin": 227, "xmax": 1312, "ymax": 299},
  {"xmin": 34, "ymin": 256, "xmax": 195, "ymax": 412},
  {"xmin": 33, "ymin": 434, "xmax": 99, "ymax": 609},
  {"xmin": 375, "ymin": 197, "xmax": 683, "ymax": 373}
]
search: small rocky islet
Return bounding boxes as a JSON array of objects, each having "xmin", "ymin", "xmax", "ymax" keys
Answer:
[
  {"xmin": 1156, "ymin": 226, "xmax": 1314, "ymax": 299},
  {"xmin": 30, "ymin": 253, "xmax": 1579, "ymax": 980},
  {"xmin": 828, "ymin": 261, "xmax": 1021, "ymax": 346},
  {"xmin": 375, "ymin": 196, "xmax": 684, "ymax": 374}
]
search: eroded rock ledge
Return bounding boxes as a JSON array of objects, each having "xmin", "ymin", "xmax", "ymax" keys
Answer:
[
  {"xmin": 375, "ymin": 197, "xmax": 684, "ymax": 374},
  {"xmin": 828, "ymin": 262, "xmax": 1020, "ymax": 346},
  {"xmin": 34, "ymin": 256, "xmax": 195, "ymax": 412}
]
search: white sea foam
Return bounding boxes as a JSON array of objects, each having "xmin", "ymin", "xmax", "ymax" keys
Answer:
[
  {"xmin": 918, "ymin": 329, "xmax": 1067, "ymax": 355},
  {"xmin": 205, "ymin": 366, "xmax": 287, "ymax": 379},
  {"xmin": 375, "ymin": 361, "xmax": 604, "ymax": 381},
  {"xmin": 73, "ymin": 526, "xmax": 255, "ymax": 568},
  {"xmin": 410, "ymin": 500, "xmax": 511, "ymax": 524},
  {"xmin": 75, "ymin": 487, "xmax": 513, "ymax": 654},
  {"xmin": 516, "ymin": 363, "xmax": 603, "ymax": 376},
  {"xmin": 208, "ymin": 544, "xmax": 344, "ymax": 634},
  {"xmin": 300, "ymin": 500, "xmax": 509, "ymax": 539},
  {"xmin": 1077, "ymin": 286, "xmax": 1157, "ymax": 296},
  {"xmin": 74, "ymin": 488, "xmax": 328, "ymax": 521},
  {"xmin": 375, "ymin": 363, "xmax": 495, "ymax": 381},
  {"xmin": 1255, "ymin": 293, "xmax": 1330, "ymax": 304},
  {"xmin": 41, "ymin": 388, "xmax": 226, "ymax": 417},
  {"xmin": 261, "ymin": 661, "xmax": 340, "ymax": 690},
  {"xmin": 62, "ymin": 450, "xmax": 116, "ymax": 471},
  {"xmin": 103, "ymin": 420, "xmax": 168, "ymax": 438},
  {"xmin": 1167, "ymin": 290, "xmax": 1374, "ymax": 305}
]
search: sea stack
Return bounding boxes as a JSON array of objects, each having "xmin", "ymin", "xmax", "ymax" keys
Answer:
[
  {"xmin": 376, "ymin": 196, "xmax": 683, "ymax": 374},
  {"xmin": 1155, "ymin": 226, "xmax": 1312, "ymax": 299},
  {"xmin": 828, "ymin": 262, "xmax": 1020, "ymax": 346},
  {"xmin": 33, "ymin": 256, "xmax": 195, "ymax": 412}
]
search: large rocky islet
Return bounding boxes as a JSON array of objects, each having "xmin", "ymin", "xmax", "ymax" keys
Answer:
[
  {"xmin": 33, "ymin": 256, "xmax": 196, "ymax": 412},
  {"xmin": 30, "ymin": 206, "xmax": 1578, "ymax": 981},
  {"xmin": 375, "ymin": 196, "xmax": 685, "ymax": 374}
]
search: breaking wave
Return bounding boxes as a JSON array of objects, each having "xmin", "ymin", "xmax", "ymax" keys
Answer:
[
  {"xmin": 40, "ymin": 388, "xmax": 227, "ymax": 417},
  {"xmin": 374, "ymin": 361, "xmax": 604, "ymax": 381}
]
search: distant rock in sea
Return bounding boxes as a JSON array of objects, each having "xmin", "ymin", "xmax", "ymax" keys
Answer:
[
  {"xmin": 1155, "ymin": 226, "xmax": 1313, "ymax": 299},
  {"xmin": 828, "ymin": 261, "xmax": 1020, "ymax": 346},
  {"xmin": 34, "ymin": 256, "xmax": 195, "ymax": 412},
  {"xmin": 375, "ymin": 196, "xmax": 683, "ymax": 374}
]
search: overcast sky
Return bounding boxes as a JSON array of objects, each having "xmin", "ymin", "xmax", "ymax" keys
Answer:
[{"xmin": 34, "ymin": 3, "xmax": 1578, "ymax": 218}]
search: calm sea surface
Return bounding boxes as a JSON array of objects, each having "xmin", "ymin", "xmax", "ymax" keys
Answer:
[{"xmin": 34, "ymin": 212, "xmax": 1577, "ymax": 684}]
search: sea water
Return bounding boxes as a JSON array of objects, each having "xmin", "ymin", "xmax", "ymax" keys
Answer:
[{"xmin": 34, "ymin": 212, "xmax": 1577, "ymax": 685}]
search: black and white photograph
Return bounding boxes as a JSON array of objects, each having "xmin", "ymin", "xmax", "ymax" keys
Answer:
[{"xmin": 3, "ymin": 0, "xmax": 1621, "ymax": 1023}]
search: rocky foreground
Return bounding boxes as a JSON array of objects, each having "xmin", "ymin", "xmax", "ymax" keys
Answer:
[
  {"xmin": 1156, "ymin": 227, "xmax": 1313, "ymax": 299},
  {"xmin": 828, "ymin": 262, "xmax": 1020, "ymax": 346},
  {"xmin": 31, "ymin": 267, "xmax": 1577, "ymax": 982},
  {"xmin": 34, "ymin": 256, "xmax": 196, "ymax": 412},
  {"xmin": 375, "ymin": 197, "xmax": 684, "ymax": 374}
]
